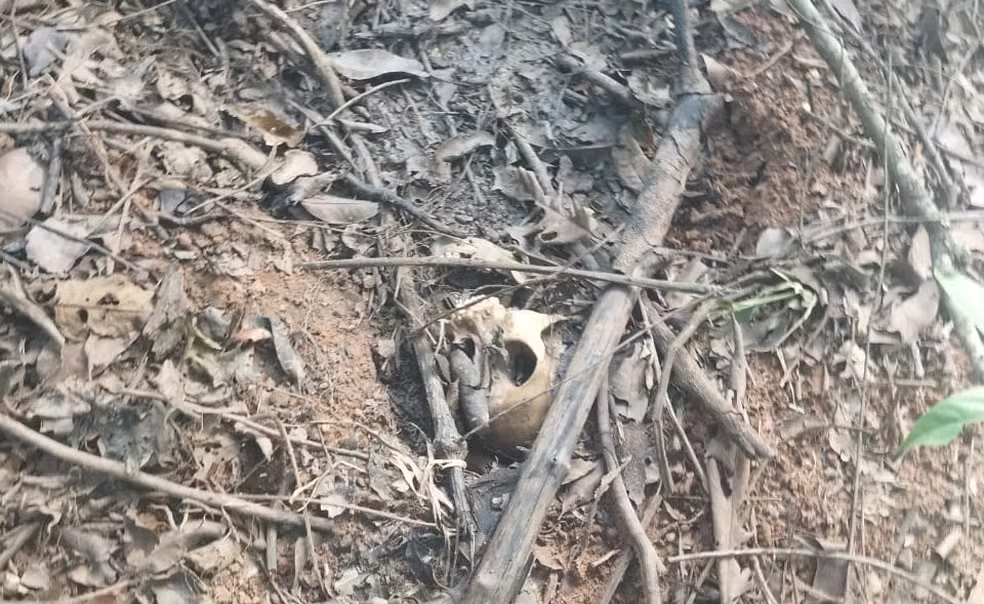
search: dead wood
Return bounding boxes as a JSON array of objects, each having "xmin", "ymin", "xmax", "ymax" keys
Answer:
[
  {"xmin": 303, "ymin": 256, "xmax": 717, "ymax": 294},
  {"xmin": 596, "ymin": 378, "xmax": 664, "ymax": 604},
  {"xmin": 595, "ymin": 495, "xmax": 662, "ymax": 604},
  {"xmin": 786, "ymin": 0, "xmax": 984, "ymax": 382},
  {"xmin": 397, "ymin": 270, "xmax": 474, "ymax": 542},
  {"xmin": 708, "ymin": 320, "xmax": 753, "ymax": 603},
  {"xmin": 649, "ymin": 318, "xmax": 772, "ymax": 458},
  {"xmin": 460, "ymin": 285, "xmax": 636, "ymax": 604},
  {"xmin": 0, "ymin": 413, "xmax": 432, "ymax": 532},
  {"xmin": 459, "ymin": 1, "xmax": 747, "ymax": 600}
]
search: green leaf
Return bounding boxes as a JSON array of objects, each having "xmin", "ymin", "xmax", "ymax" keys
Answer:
[
  {"xmin": 935, "ymin": 269, "xmax": 984, "ymax": 335},
  {"xmin": 901, "ymin": 386, "xmax": 984, "ymax": 451}
]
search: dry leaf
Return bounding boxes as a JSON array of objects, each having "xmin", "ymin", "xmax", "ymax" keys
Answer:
[
  {"xmin": 302, "ymin": 194, "xmax": 379, "ymax": 224},
  {"xmin": 951, "ymin": 222, "xmax": 984, "ymax": 252},
  {"xmin": 431, "ymin": 236, "xmax": 526, "ymax": 283},
  {"xmin": 156, "ymin": 360, "xmax": 185, "ymax": 407},
  {"xmin": 536, "ymin": 201, "xmax": 595, "ymax": 245},
  {"xmin": 83, "ymin": 335, "xmax": 129, "ymax": 374},
  {"xmin": 23, "ymin": 26, "xmax": 69, "ymax": 76},
  {"xmin": 0, "ymin": 147, "xmax": 45, "ymax": 229},
  {"xmin": 533, "ymin": 545, "xmax": 565, "ymax": 571},
  {"xmin": 492, "ymin": 166, "xmax": 534, "ymax": 202},
  {"xmin": 26, "ymin": 218, "xmax": 92, "ymax": 273},
  {"xmin": 225, "ymin": 103, "xmax": 304, "ymax": 147},
  {"xmin": 612, "ymin": 138, "xmax": 648, "ymax": 192},
  {"xmin": 266, "ymin": 317, "xmax": 307, "ymax": 389},
  {"xmin": 0, "ymin": 264, "xmax": 64, "ymax": 347},
  {"xmin": 828, "ymin": 0, "xmax": 862, "ymax": 30},
  {"xmin": 610, "ymin": 344, "xmax": 649, "ymax": 422},
  {"xmin": 435, "ymin": 131, "xmax": 495, "ymax": 165},
  {"xmin": 908, "ymin": 225, "xmax": 932, "ymax": 280},
  {"xmin": 54, "ymin": 275, "xmax": 154, "ymax": 341},
  {"xmin": 330, "ymin": 49, "xmax": 429, "ymax": 80},
  {"xmin": 755, "ymin": 227, "xmax": 794, "ymax": 258},
  {"xmin": 887, "ymin": 279, "xmax": 939, "ymax": 343},
  {"xmin": 159, "ymin": 142, "xmax": 211, "ymax": 180},
  {"xmin": 702, "ymin": 54, "xmax": 736, "ymax": 91},
  {"xmin": 270, "ymin": 150, "xmax": 318, "ymax": 186},
  {"xmin": 938, "ymin": 121, "xmax": 984, "ymax": 207},
  {"xmin": 550, "ymin": 16, "xmax": 572, "ymax": 47},
  {"xmin": 836, "ymin": 340, "xmax": 867, "ymax": 382}
]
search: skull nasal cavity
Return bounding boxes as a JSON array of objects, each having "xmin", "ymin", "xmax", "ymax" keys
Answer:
[{"xmin": 505, "ymin": 341, "xmax": 537, "ymax": 386}]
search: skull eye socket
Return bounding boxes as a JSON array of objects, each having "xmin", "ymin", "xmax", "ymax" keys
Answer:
[
  {"xmin": 505, "ymin": 340, "xmax": 537, "ymax": 386},
  {"xmin": 458, "ymin": 337, "xmax": 476, "ymax": 359}
]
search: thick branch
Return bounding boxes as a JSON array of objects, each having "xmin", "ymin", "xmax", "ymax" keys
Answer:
[
  {"xmin": 460, "ymin": 88, "xmax": 729, "ymax": 604},
  {"xmin": 460, "ymin": 285, "xmax": 636, "ymax": 603}
]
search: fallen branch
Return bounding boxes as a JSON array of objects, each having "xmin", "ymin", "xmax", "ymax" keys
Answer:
[
  {"xmin": 396, "ymin": 269, "xmax": 474, "ymax": 543},
  {"xmin": 458, "ymin": 0, "xmax": 760, "ymax": 600},
  {"xmin": 0, "ymin": 413, "xmax": 433, "ymax": 530},
  {"xmin": 302, "ymin": 256, "xmax": 717, "ymax": 294},
  {"xmin": 649, "ymin": 313, "xmax": 772, "ymax": 458},
  {"xmin": 596, "ymin": 378, "xmax": 663, "ymax": 604},
  {"xmin": 786, "ymin": 0, "xmax": 984, "ymax": 381},
  {"xmin": 595, "ymin": 494, "xmax": 662, "ymax": 604},
  {"xmin": 246, "ymin": 0, "xmax": 346, "ymax": 110},
  {"xmin": 0, "ymin": 118, "xmax": 272, "ymax": 172}
]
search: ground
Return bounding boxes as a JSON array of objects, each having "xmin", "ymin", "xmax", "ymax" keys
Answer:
[{"xmin": 0, "ymin": 0, "xmax": 982, "ymax": 603}]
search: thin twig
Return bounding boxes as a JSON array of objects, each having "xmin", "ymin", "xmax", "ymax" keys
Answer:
[
  {"xmin": 0, "ymin": 209, "xmax": 144, "ymax": 273},
  {"xmin": 848, "ymin": 51, "xmax": 894, "ymax": 558},
  {"xmin": 667, "ymin": 548, "xmax": 961, "ymax": 604},
  {"xmin": 650, "ymin": 301, "xmax": 717, "ymax": 491},
  {"xmin": 246, "ymin": 0, "xmax": 346, "ymax": 109},
  {"xmin": 319, "ymin": 78, "xmax": 411, "ymax": 125},
  {"xmin": 595, "ymin": 494, "xmax": 662, "ymax": 604},
  {"xmin": 0, "ymin": 413, "xmax": 428, "ymax": 530},
  {"xmin": 303, "ymin": 256, "xmax": 716, "ymax": 293},
  {"xmin": 340, "ymin": 174, "xmax": 466, "ymax": 238},
  {"xmin": 126, "ymin": 390, "xmax": 370, "ymax": 460},
  {"xmin": 597, "ymin": 377, "xmax": 663, "ymax": 604},
  {"xmin": 0, "ymin": 522, "xmax": 39, "ymax": 569},
  {"xmin": 556, "ymin": 55, "xmax": 636, "ymax": 105}
]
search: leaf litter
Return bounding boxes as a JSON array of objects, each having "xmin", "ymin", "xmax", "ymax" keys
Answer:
[{"xmin": 0, "ymin": 0, "xmax": 982, "ymax": 603}]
